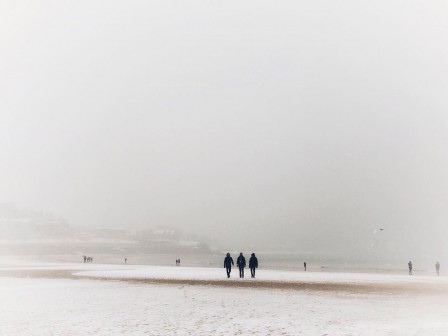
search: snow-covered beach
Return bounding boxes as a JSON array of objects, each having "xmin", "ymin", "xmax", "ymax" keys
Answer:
[{"xmin": 1, "ymin": 262, "xmax": 448, "ymax": 335}]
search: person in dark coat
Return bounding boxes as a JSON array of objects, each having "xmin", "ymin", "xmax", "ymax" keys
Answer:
[
  {"xmin": 224, "ymin": 253, "xmax": 234, "ymax": 278},
  {"xmin": 237, "ymin": 252, "xmax": 246, "ymax": 278},
  {"xmin": 304, "ymin": 261, "xmax": 307, "ymax": 271},
  {"xmin": 249, "ymin": 253, "xmax": 258, "ymax": 278}
]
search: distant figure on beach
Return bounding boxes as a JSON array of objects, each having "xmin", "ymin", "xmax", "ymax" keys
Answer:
[
  {"xmin": 178, "ymin": 259, "xmax": 180, "ymax": 266},
  {"xmin": 436, "ymin": 262, "xmax": 440, "ymax": 275},
  {"xmin": 249, "ymin": 253, "xmax": 258, "ymax": 278},
  {"xmin": 125, "ymin": 258, "xmax": 127, "ymax": 264},
  {"xmin": 83, "ymin": 256, "xmax": 86, "ymax": 263},
  {"xmin": 237, "ymin": 252, "xmax": 246, "ymax": 278},
  {"xmin": 408, "ymin": 261, "xmax": 413, "ymax": 275},
  {"xmin": 304, "ymin": 262, "xmax": 307, "ymax": 271},
  {"xmin": 224, "ymin": 253, "xmax": 234, "ymax": 278}
]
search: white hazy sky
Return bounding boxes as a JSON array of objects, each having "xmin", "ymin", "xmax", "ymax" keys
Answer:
[{"xmin": 1, "ymin": 0, "xmax": 448, "ymax": 255}]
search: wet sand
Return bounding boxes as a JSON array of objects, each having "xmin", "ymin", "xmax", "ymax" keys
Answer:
[{"xmin": 1, "ymin": 268, "xmax": 447, "ymax": 295}]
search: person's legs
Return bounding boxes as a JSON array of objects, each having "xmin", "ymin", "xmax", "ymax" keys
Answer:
[
  {"xmin": 226, "ymin": 267, "xmax": 231, "ymax": 278},
  {"xmin": 240, "ymin": 267, "xmax": 244, "ymax": 278},
  {"xmin": 251, "ymin": 267, "xmax": 255, "ymax": 278}
]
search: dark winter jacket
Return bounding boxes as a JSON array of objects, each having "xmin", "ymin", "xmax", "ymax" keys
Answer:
[
  {"xmin": 237, "ymin": 255, "xmax": 246, "ymax": 268},
  {"xmin": 224, "ymin": 256, "xmax": 234, "ymax": 268},
  {"xmin": 249, "ymin": 256, "xmax": 258, "ymax": 268}
]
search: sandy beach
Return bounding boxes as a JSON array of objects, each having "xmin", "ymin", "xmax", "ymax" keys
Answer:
[{"xmin": 1, "ymin": 262, "xmax": 448, "ymax": 335}]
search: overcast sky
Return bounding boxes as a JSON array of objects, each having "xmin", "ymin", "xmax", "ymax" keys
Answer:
[{"xmin": 1, "ymin": 0, "xmax": 447, "ymax": 256}]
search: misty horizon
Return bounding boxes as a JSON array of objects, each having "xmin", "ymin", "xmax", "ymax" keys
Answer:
[{"xmin": 1, "ymin": 0, "xmax": 448, "ymax": 262}]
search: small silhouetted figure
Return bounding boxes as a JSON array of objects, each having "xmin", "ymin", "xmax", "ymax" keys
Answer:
[
  {"xmin": 237, "ymin": 252, "xmax": 246, "ymax": 278},
  {"xmin": 224, "ymin": 253, "xmax": 234, "ymax": 278},
  {"xmin": 436, "ymin": 262, "xmax": 440, "ymax": 276},
  {"xmin": 249, "ymin": 253, "xmax": 258, "ymax": 278},
  {"xmin": 125, "ymin": 258, "xmax": 127, "ymax": 264},
  {"xmin": 304, "ymin": 262, "xmax": 307, "ymax": 271},
  {"xmin": 178, "ymin": 259, "xmax": 180, "ymax": 266},
  {"xmin": 83, "ymin": 256, "xmax": 86, "ymax": 263},
  {"xmin": 408, "ymin": 261, "xmax": 413, "ymax": 275}
]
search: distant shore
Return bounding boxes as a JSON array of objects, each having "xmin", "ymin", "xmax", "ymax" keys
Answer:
[{"xmin": 0, "ymin": 254, "xmax": 443, "ymax": 276}]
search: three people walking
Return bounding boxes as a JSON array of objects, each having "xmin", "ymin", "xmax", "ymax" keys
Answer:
[{"xmin": 225, "ymin": 252, "xmax": 258, "ymax": 278}]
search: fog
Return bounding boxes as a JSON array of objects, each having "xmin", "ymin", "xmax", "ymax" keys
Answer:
[{"xmin": 1, "ymin": 1, "xmax": 447, "ymax": 260}]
